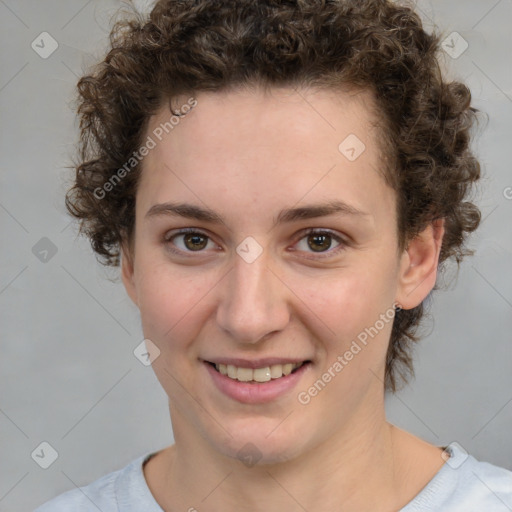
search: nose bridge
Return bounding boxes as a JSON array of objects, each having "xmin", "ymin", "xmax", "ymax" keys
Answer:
[{"xmin": 216, "ymin": 249, "xmax": 289, "ymax": 343}]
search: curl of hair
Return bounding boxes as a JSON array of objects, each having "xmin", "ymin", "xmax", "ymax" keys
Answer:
[{"xmin": 66, "ymin": 0, "xmax": 482, "ymax": 392}]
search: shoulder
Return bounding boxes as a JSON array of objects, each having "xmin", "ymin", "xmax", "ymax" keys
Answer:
[
  {"xmin": 403, "ymin": 443, "xmax": 512, "ymax": 512},
  {"xmin": 33, "ymin": 453, "xmax": 152, "ymax": 512},
  {"xmin": 452, "ymin": 453, "xmax": 512, "ymax": 507},
  {"xmin": 33, "ymin": 469, "xmax": 120, "ymax": 511}
]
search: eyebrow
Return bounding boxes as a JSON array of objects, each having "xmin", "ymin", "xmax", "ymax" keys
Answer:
[{"xmin": 144, "ymin": 200, "xmax": 371, "ymax": 227}]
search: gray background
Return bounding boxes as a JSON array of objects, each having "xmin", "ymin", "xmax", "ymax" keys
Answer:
[{"xmin": 0, "ymin": 1, "xmax": 511, "ymax": 510}]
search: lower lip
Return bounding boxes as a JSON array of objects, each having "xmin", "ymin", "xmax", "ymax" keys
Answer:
[{"xmin": 204, "ymin": 361, "xmax": 311, "ymax": 404}]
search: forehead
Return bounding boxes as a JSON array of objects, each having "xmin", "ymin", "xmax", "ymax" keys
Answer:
[
  {"xmin": 137, "ymin": 86, "xmax": 394, "ymax": 229},
  {"xmin": 149, "ymin": 86, "xmax": 383, "ymax": 157}
]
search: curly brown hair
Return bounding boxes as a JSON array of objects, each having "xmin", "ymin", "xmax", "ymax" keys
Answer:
[{"xmin": 66, "ymin": 0, "xmax": 482, "ymax": 392}]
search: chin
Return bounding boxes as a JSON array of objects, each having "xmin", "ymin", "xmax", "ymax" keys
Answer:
[{"xmin": 214, "ymin": 423, "xmax": 307, "ymax": 467}]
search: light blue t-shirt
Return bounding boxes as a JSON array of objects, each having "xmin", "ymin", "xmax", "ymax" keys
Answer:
[{"xmin": 34, "ymin": 443, "xmax": 512, "ymax": 511}]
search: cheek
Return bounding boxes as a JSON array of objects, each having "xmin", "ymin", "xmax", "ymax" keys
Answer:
[
  {"xmin": 297, "ymin": 274, "xmax": 395, "ymax": 410},
  {"xmin": 295, "ymin": 258, "xmax": 397, "ymax": 368},
  {"xmin": 300, "ymin": 269, "xmax": 386, "ymax": 334},
  {"xmin": 134, "ymin": 261, "xmax": 209, "ymax": 348}
]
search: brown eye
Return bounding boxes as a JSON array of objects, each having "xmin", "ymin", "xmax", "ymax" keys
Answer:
[
  {"xmin": 307, "ymin": 232, "xmax": 333, "ymax": 252},
  {"xmin": 164, "ymin": 229, "xmax": 215, "ymax": 254},
  {"xmin": 182, "ymin": 232, "xmax": 208, "ymax": 251},
  {"xmin": 294, "ymin": 229, "xmax": 346, "ymax": 258}
]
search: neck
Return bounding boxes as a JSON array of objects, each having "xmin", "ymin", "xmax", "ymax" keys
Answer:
[{"xmin": 153, "ymin": 406, "xmax": 410, "ymax": 512}]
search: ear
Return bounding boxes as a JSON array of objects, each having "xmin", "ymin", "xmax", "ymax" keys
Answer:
[
  {"xmin": 120, "ymin": 243, "xmax": 139, "ymax": 307},
  {"xmin": 395, "ymin": 218, "xmax": 445, "ymax": 310}
]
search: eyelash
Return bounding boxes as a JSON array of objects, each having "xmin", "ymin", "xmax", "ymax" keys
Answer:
[{"xmin": 163, "ymin": 227, "xmax": 347, "ymax": 259}]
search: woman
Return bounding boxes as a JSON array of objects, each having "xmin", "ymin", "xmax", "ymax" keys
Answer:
[{"xmin": 35, "ymin": 0, "xmax": 512, "ymax": 510}]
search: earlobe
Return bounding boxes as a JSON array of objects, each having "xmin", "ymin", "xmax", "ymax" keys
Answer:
[
  {"xmin": 395, "ymin": 218, "xmax": 445, "ymax": 310},
  {"xmin": 120, "ymin": 245, "xmax": 139, "ymax": 307}
]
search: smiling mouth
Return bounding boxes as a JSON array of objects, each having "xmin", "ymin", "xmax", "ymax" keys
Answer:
[{"xmin": 206, "ymin": 361, "xmax": 311, "ymax": 383}]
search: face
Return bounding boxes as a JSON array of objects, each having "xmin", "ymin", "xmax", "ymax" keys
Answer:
[{"xmin": 121, "ymin": 86, "xmax": 442, "ymax": 464}]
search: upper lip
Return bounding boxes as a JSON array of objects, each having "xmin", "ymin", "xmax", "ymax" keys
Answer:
[{"xmin": 202, "ymin": 357, "xmax": 311, "ymax": 369}]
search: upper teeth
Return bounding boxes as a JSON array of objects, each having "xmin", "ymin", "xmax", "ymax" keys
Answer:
[{"xmin": 214, "ymin": 362, "xmax": 304, "ymax": 382}]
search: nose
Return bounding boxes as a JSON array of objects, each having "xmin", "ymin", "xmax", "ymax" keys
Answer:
[{"xmin": 216, "ymin": 249, "xmax": 290, "ymax": 344}]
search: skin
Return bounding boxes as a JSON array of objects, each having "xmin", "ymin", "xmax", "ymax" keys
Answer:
[{"xmin": 121, "ymin": 86, "xmax": 446, "ymax": 512}]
